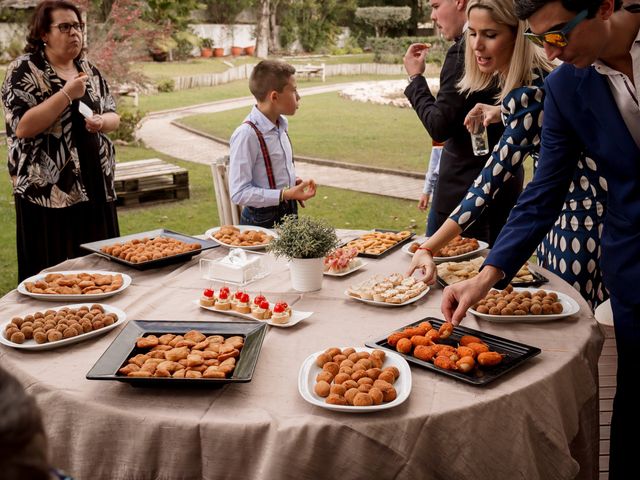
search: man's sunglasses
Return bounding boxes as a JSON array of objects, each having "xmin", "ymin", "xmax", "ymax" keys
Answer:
[
  {"xmin": 524, "ymin": 9, "xmax": 588, "ymax": 48},
  {"xmin": 51, "ymin": 22, "xmax": 85, "ymax": 34}
]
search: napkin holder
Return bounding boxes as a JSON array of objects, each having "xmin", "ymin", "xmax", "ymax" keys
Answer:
[{"xmin": 200, "ymin": 249, "xmax": 268, "ymax": 285}]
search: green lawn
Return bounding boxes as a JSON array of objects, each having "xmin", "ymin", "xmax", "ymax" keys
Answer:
[
  {"xmin": 124, "ymin": 74, "xmax": 406, "ymax": 113},
  {"xmin": 0, "ymin": 143, "xmax": 419, "ymax": 297},
  {"xmin": 176, "ymin": 91, "xmax": 431, "ymax": 172}
]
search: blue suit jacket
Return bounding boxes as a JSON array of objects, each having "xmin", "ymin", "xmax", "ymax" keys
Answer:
[{"xmin": 485, "ymin": 63, "xmax": 640, "ymax": 303}]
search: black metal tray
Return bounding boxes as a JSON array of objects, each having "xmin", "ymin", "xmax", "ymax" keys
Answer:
[
  {"xmin": 365, "ymin": 317, "xmax": 541, "ymax": 386},
  {"xmin": 80, "ymin": 229, "xmax": 218, "ymax": 270},
  {"xmin": 342, "ymin": 229, "xmax": 415, "ymax": 259},
  {"xmin": 437, "ymin": 269, "xmax": 549, "ymax": 289},
  {"xmin": 86, "ymin": 320, "xmax": 267, "ymax": 386}
]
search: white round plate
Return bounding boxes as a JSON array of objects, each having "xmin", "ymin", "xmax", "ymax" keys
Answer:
[
  {"xmin": 298, "ymin": 347, "xmax": 411, "ymax": 412},
  {"xmin": 205, "ymin": 225, "xmax": 277, "ymax": 250},
  {"xmin": 17, "ymin": 271, "xmax": 132, "ymax": 302},
  {"xmin": 468, "ymin": 287, "xmax": 580, "ymax": 323},
  {"xmin": 344, "ymin": 286, "xmax": 430, "ymax": 307},
  {"xmin": 0, "ymin": 303, "xmax": 127, "ymax": 350},
  {"xmin": 323, "ymin": 259, "xmax": 368, "ymax": 277},
  {"xmin": 433, "ymin": 240, "xmax": 489, "ymax": 263},
  {"xmin": 196, "ymin": 300, "xmax": 311, "ymax": 328}
]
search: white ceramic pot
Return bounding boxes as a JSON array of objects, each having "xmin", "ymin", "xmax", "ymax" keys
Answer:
[{"xmin": 289, "ymin": 257, "xmax": 324, "ymax": 292}]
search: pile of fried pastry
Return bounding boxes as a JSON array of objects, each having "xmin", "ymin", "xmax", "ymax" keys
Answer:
[
  {"xmin": 212, "ymin": 225, "xmax": 273, "ymax": 247},
  {"xmin": 346, "ymin": 230, "xmax": 411, "ymax": 256},
  {"xmin": 199, "ymin": 286, "xmax": 292, "ymax": 324},
  {"xmin": 437, "ymin": 258, "xmax": 537, "ymax": 285},
  {"xmin": 23, "ymin": 272, "xmax": 124, "ymax": 295},
  {"xmin": 347, "ymin": 273, "xmax": 428, "ymax": 304},
  {"xmin": 387, "ymin": 321, "xmax": 504, "ymax": 373},
  {"xmin": 100, "ymin": 237, "xmax": 201, "ymax": 263},
  {"xmin": 4, "ymin": 304, "xmax": 116, "ymax": 345},
  {"xmin": 472, "ymin": 285, "xmax": 563, "ymax": 316},
  {"xmin": 118, "ymin": 330, "xmax": 243, "ymax": 379},
  {"xmin": 314, "ymin": 347, "xmax": 399, "ymax": 406},
  {"xmin": 435, "ymin": 235, "xmax": 479, "ymax": 257}
]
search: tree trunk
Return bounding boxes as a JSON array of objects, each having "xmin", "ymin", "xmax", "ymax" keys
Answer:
[
  {"xmin": 255, "ymin": 0, "xmax": 270, "ymax": 58},
  {"xmin": 268, "ymin": 0, "xmax": 279, "ymax": 53}
]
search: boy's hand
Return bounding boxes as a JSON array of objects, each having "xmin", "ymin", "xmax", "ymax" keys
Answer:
[{"xmin": 284, "ymin": 178, "xmax": 316, "ymax": 207}]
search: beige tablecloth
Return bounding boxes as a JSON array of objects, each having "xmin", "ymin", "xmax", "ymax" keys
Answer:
[{"xmin": 0, "ymin": 231, "xmax": 603, "ymax": 480}]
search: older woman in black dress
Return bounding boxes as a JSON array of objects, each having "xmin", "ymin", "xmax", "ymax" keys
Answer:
[{"xmin": 2, "ymin": 0, "xmax": 121, "ymax": 281}]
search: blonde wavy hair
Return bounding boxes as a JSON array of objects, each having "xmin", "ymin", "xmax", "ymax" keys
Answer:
[{"xmin": 457, "ymin": 0, "xmax": 556, "ymax": 101}]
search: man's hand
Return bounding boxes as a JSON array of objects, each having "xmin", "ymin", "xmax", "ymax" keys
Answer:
[
  {"xmin": 418, "ymin": 193, "xmax": 429, "ymax": 211},
  {"xmin": 403, "ymin": 43, "xmax": 430, "ymax": 77},
  {"xmin": 441, "ymin": 266, "xmax": 504, "ymax": 325}
]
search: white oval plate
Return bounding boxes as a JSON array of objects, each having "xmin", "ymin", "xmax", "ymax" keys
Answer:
[
  {"xmin": 344, "ymin": 286, "xmax": 430, "ymax": 307},
  {"xmin": 0, "ymin": 303, "xmax": 127, "ymax": 350},
  {"xmin": 196, "ymin": 300, "xmax": 311, "ymax": 328},
  {"xmin": 204, "ymin": 225, "xmax": 277, "ymax": 250},
  {"xmin": 323, "ymin": 259, "xmax": 368, "ymax": 277},
  {"xmin": 17, "ymin": 271, "xmax": 132, "ymax": 302},
  {"xmin": 468, "ymin": 287, "xmax": 580, "ymax": 323},
  {"xmin": 403, "ymin": 240, "xmax": 489, "ymax": 263},
  {"xmin": 298, "ymin": 347, "xmax": 411, "ymax": 412}
]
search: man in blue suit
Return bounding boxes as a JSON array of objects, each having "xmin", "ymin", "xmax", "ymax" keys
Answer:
[{"xmin": 439, "ymin": 1, "xmax": 639, "ymax": 477}]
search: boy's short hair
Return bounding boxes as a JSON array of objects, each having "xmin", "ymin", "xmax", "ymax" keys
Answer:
[{"xmin": 249, "ymin": 60, "xmax": 296, "ymax": 102}]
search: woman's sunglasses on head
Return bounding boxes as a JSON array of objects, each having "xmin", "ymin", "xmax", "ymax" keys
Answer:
[{"xmin": 524, "ymin": 9, "xmax": 588, "ymax": 48}]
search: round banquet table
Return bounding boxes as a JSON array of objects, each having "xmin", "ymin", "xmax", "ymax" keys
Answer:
[{"xmin": 0, "ymin": 230, "xmax": 604, "ymax": 480}]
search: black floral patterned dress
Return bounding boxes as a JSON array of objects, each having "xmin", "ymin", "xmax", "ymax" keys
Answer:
[
  {"xmin": 2, "ymin": 51, "xmax": 119, "ymax": 281},
  {"xmin": 449, "ymin": 73, "xmax": 608, "ymax": 308}
]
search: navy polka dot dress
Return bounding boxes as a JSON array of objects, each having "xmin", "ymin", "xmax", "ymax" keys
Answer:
[{"xmin": 449, "ymin": 74, "xmax": 608, "ymax": 308}]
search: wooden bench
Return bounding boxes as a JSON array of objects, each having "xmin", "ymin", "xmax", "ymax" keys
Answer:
[
  {"xmin": 114, "ymin": 158, "xmax": 189, "ymax": 207},
  {"xmin": 296, "ymin": 63, "xmax": 326, "ymax": 82}
]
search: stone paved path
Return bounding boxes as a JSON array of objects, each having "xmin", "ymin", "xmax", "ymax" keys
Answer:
[{"xmin": 137, "ymin": 82, "xmax": 425, "ymax": 201}]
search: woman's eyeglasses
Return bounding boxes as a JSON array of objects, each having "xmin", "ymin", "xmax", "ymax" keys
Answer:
[
  {"xmin": 524, "ymin": 9, "xmax": 588, "ymax": 47},
  {"xmin": 51, "ymin": 22, "xmax": 85, "ymax": 34}
]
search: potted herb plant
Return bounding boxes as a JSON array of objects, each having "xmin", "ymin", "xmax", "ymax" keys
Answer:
[{"xmin": 267, "ymin": 215, "xmax": 340, "ymax": 292}]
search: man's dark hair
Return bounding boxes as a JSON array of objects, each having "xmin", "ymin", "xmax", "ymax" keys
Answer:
[
  {"xmin": 249, "ymin": 60, "xmax": 296, "ymax": 102},
  {"xmin": 515, "ymin": 0, "xmax": 623, "ymax": 20},
  {"xmin": 0, "ymin": 366, "xmax": 51, "ymax": 480},
  {"xmin": 25, "ymin": 0, "xmax": 83, "ymax": 54}
]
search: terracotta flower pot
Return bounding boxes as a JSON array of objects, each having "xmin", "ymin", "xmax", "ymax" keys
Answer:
[
  {"xmin": 244, "ymin": 45, "xmax": 255, "ymax": 56},
  {"xmin": 200, "ymin": 48, "xmax": 213, "ymax": 58},
  {"xmin": 213, "ymin": 47, "xmax": 224, "ymax": 57},
  {"xmin": 231, "ymin": 46, "xmax": 243, "ymax": 56}
]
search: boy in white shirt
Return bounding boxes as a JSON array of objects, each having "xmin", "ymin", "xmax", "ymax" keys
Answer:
[{"xmin": 229, "ymin": 60, "xmax": 316, "ymax": 228}]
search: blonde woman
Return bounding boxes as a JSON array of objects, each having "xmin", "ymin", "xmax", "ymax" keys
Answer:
[{"xmin": 408, "ymin": 0, "xmax": 608, "ymax": 308}]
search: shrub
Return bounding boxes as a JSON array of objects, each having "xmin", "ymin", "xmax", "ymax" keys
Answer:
[
  {"xmin": 156, "ymin": 78, "xmax": 175, "ymax": 93},
  {"xmin": 355, "ymin": 7, "xmax": 411, "ymax": 37},
  {"xmin": 109, "ymin": 106, "xmax": 144, "ymax": 143},
  {"xmin": 368, "ymin": 36, "xmax": 450, "ymax": 64}
]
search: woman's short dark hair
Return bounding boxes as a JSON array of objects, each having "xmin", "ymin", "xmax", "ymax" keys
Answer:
[
  {"xmin": 0, "ymin": 366, "xmax": 50, "ymax": 480},
  {"xmin": 25, "ymin": 0, "xmax": 83, "ymax": 54},
  {"xmin": 515, "ymin": 0, "xmax": 623, "ymax": 20}
]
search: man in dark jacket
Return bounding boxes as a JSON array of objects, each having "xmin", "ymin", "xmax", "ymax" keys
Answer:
[{"xmin": 403, "ymin": 0, "xmax": 523, "ymax": 245}]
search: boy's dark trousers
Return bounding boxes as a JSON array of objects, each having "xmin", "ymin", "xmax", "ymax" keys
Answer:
[{"xmin": 240, "ymin": 200, "xmax": 298, "ymax": 228}]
